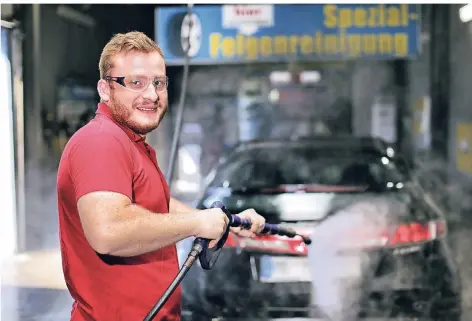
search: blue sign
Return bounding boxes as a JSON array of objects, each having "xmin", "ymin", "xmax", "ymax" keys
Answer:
[{"xmin": 155, "ymin": 4, "xmax": 421, "ymax": 65}]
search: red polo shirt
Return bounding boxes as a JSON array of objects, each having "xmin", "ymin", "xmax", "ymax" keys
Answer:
[{"xmin": 57, "ymin": 103, "xmax": 180, "ymax": 321}]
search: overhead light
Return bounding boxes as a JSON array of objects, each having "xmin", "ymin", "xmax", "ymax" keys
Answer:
[
  {"xmin": 269, "ymin": 70, "xmax": 321, "ymax": 85},
  {"xmin": 269, "ymin": 71, "xmax": 291, "ymax": 84},
  {"xmin": 459, "ymin": 4, "xmax": 472, "ymax": 23},
  {"xmin": 268, "ymin": 89, "xmax": 280, "ymax": 103},
  {"xmin": 300, "ymin": 70, "xmax": 321, "ymax": 84}
]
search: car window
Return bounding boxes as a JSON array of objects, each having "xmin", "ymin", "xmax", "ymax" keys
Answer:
[
  {"xmin": 210, "ymin": 154, "xmax": 253, "ymax": 187},
  {"xmin": 209, "ymin": 147, "xmax": 406, "ymax": 189}
]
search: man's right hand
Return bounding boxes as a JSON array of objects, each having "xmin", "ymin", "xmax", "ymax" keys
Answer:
[{"xmin": 194, "ymin": 208, "xmax": 229, "ymax": 248}]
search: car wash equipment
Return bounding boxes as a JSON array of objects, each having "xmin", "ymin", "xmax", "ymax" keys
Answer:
[
  {"xmin": 166, "ymin": 3, "xmax": 193, "ymax": 184},
  {"xmin": 142, "ymin": 201, "xmax": 312, "ymax": 321}
]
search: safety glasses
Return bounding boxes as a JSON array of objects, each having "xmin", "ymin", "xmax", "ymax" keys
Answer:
[{"xmin": 104, "ymin": 75, "xmax": 169, "ymax": 92}]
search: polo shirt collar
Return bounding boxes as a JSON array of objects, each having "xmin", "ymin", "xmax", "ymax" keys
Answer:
[{"xmin": 96, "ymin": 103, "xmax": 145, "ymax": 143}]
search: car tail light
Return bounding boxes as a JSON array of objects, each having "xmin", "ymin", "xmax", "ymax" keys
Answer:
[
  {"xmin": 341, "ymin": 219, "xmax": 447, "ymax": 251},
  {"xmin": 387, "ymin": 219, "xmax": 447, "ymax": 246}
]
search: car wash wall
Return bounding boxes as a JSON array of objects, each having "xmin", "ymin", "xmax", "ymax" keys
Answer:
[{"xmin": 156, "ymin": 4, "xmax": 422, "ymax": 190}]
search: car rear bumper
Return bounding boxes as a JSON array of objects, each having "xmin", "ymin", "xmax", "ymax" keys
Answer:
[
  {"xmin": 205, "ymin": 318, "xmax": 431, "ymax": 321},
  {"xmin": 182, "ymin": 241, "xmax": 461, "ymax": 319},
  {"xmin": 183, "ymin": 309, "xmax": 433, "ymax": 321}
]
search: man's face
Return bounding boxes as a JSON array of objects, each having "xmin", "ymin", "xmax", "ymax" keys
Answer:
[{"xmin": 98, "ymin": 51, "xmax": 168, "ymax": 135}]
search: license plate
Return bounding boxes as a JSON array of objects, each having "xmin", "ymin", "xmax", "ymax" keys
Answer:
[
  {"xmin": 310, "ymin": 255, "xmax": 363, "ymax": 280},
  {"xmin": 259, "ymin": 256, "xmax": 312, "ymax": 283}
]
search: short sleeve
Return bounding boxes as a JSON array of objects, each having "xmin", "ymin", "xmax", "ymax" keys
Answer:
[{"xmin": 68, "ymin": 134, "xmax": 134, "ymax": 202}]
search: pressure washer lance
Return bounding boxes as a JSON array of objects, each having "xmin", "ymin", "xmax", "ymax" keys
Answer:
[{"xmin": 142, "ymin": 201, "xmax": 312, "ymax": 321}]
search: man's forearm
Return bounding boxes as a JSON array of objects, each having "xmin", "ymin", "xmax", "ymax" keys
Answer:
[
  {"xmin": 169, "ymin": 197, "xmax": 199, "ymax": 214},
  {"xmin": 102, "ymin": 204, "xmax": 200, "ymax": 257}
]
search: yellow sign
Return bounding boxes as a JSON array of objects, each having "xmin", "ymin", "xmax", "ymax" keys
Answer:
[
  {"xmin": 413, "ymin": 98, "xmax": 423, "ymax": 135},
  {"xmin": 456, "ymin": 122, "xmax": 472, "ymax": 175},
  {"xmin": 209, "ymin": 4, "xmax": 418, "ymax": 60},
  {"xmin": 412, "ymin": 96, "xmax": 431, "ymax": 150}
]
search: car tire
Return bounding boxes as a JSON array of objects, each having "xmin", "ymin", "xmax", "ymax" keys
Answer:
[
  {"xmin": 429, "ymin": 300, "xmax": 462, "ymax": 321},
  {"xmin": 202, "ymin": 249, "xmax": 254, "ymax": 316},
  {"xmin": 182, "ymin": 248, "xmax": 254, "ymax": 318},
  {"xmin": 432, "ymin": 313, "xmax": 461, "ymax": 321},
  {"xmin": 181, "ymin": 263, "xmax": 209, "ymax": 315}
]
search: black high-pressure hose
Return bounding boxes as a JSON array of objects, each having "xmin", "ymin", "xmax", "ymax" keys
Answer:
[
  {"xmin": 142, "ymin": 201, "xmax": 312, "ymax": 321},
  {"xmin": 142, "ymin": 242, "xmax": 204, "ymax": 321}
]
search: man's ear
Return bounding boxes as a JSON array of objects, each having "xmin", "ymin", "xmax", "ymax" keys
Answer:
[{"xmin": 97, "ymin": 79, "xmax": 111, "ymax": 102}]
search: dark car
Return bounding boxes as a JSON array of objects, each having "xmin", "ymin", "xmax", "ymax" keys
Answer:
[{"xmin": 179, "ymin": 136, "xmax": 462, "ymax": 321}]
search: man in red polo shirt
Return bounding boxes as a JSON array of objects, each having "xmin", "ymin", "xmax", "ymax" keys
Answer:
[{"xmin": 56, "ymin": 31, "xmax": 266, "ymax": 321}]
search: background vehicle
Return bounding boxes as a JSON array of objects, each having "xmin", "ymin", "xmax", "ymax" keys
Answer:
[{"xmin": 179, "ymin": 136, "xmax": 462, "ymax": 321}]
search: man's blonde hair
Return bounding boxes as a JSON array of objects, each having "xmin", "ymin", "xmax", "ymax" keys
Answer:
[{"xmin": 99, "ymin": 31, "xmax": 164, "ymax": 79}]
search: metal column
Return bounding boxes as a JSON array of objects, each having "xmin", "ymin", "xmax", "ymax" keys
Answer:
[
  {"xmin": 12, "ymin": 25, "xmax": 26, "ymax": 253},
  {"xmin": 31, "ymin": 4, "xmax": 43, "ymax": 164},
  {"xmin": 2, "ymin": 19, "xmax": 27, "ymax": 253}
]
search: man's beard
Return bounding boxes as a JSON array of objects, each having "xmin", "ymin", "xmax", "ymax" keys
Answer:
[{"xmin": 109, "ymin": 91, "xmax": 167, "ymax": 135}]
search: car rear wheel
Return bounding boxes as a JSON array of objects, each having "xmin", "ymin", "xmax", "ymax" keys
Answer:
[
  {"xmin": 429, "ymin": 297, "xmax": 462, "ymax": 321},
  {"xmin": 182, "ymin": 249, "xmax": 255, "ymax": 318},
  {"xmin": 432, "ymin": 313, "xmax": 461, "ymax": 321}
]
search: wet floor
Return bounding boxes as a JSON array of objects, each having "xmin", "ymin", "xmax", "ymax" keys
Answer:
[{"xmin": 1, "ymin": 253, "xmax": 72, "ymax": 321}]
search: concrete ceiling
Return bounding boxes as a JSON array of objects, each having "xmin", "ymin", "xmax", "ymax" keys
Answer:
[{"xmin": 2, "ymin": 4, "xmax": 184, "ymax": 36}]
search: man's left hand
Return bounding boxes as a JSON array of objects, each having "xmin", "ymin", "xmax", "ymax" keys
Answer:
[{"xmin": 230, "ymin": 208, "xmax": 266, "ymax": 238}]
